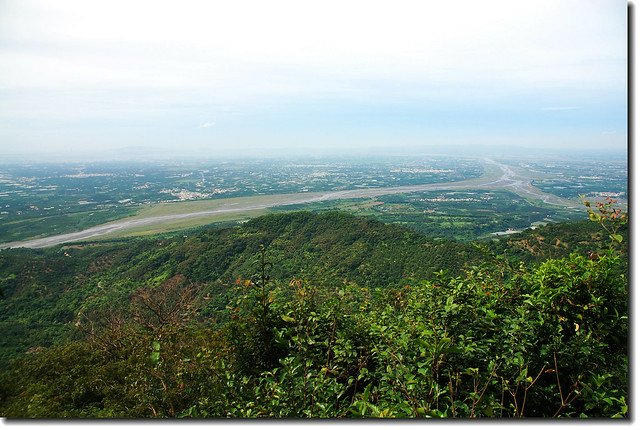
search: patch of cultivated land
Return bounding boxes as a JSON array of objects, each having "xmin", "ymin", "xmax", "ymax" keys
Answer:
[{"xmin": 97, "ymin": 208, "xmax": 270, "ymax": 239}]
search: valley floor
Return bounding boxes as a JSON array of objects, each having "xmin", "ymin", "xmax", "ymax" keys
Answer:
[{"xmin": 0, "ymin": 158, "xmax": 584, "ymax": 249}]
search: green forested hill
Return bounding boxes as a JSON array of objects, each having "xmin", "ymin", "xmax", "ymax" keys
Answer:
[
  {"xmin": 485, "ymin": 219, "xmax": 623, "ymax": 263},
  {"xmin": 0, "ymin": 211, "xmax": 628, "ymax": 418},
  {"xmin": 0, "ymin": 212, "xmax": 484, "ymax": 363}
]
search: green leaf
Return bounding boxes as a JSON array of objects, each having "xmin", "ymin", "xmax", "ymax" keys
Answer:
[
  {"xmin": 281, "ymin": 315, "xmax": 295, "ymax": 323},
  {"xmin": 611, "ymin": 234, "xmax": 623, "ymax": 243}
]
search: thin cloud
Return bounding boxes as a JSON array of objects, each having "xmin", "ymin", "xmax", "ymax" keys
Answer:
[
  {"xmin": 540, "ymin": 106, "xmax": 579, "ymax": 111},
  {"xmin": 0, "ymin": 0, "xmax": 626, "ymax": 156}
]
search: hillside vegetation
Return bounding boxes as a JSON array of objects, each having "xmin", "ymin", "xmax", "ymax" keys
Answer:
[{"xmin": 0, "ymin": 209, "xmax": 628, "ymax": 418}]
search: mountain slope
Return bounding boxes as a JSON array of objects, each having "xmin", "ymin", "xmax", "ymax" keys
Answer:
[{"xmin": 0, "ymin": 211, "xmax": 616, "ymax": 365}]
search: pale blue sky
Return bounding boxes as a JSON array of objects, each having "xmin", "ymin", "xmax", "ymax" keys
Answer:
[{"xmin": 0, "ymin": 0, "xmax": 628, "ymax": 158}]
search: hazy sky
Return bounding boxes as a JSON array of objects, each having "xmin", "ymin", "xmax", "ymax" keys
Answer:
[{"xmin": 0, "ymin": 0, "xmax": 628, "ymax": 158}]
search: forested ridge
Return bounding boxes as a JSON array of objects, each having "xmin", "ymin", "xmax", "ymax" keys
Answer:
[{"xmin": 0, "ymin": 209, "xmax": 628, "ymax": 418}]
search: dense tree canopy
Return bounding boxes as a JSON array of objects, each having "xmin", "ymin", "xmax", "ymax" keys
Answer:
[{"xmin": 0, "ymin": 211, "xmax": 628, "ymax": 418}]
